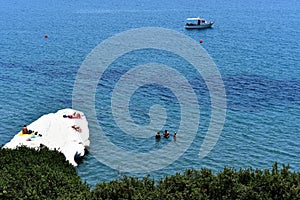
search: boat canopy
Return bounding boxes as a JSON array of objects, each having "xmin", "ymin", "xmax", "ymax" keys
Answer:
[{"xmin": 186, "ymin": 17, "xmax": 205, "ymax": 21}]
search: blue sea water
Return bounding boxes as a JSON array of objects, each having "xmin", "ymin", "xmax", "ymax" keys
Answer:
[{"xmin": 0, "ymin": 0, "xmax": 299, "ymax": 187}]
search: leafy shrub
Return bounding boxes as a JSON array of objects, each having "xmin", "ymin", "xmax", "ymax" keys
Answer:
[
  {"xmin": 91, "ymin": 163, "xmax": 300, "ymax": 200},
  {"xmin": 1, "ymin": 147, "xmax": 300, "ymax": 199},
  {"xmin": 0, "ymin": 146, "xmax": 91, "ymax": 199},
  {"xmin": 91, "ymin": 175, "xmax": 155, "ymax": 200}
]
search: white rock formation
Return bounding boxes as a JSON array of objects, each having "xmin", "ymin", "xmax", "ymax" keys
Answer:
[{"xmin": 3, "ymin": 108, "xmax": 90, "ymax": 166}]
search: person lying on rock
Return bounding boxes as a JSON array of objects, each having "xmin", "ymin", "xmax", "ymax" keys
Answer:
[
  {"xmin": 63, "ymin": 112, "xmax": 81, "ymax": 119},
  {"xmin": 72, "ymin": 125, "xmax": 82, "ymax": 132}
]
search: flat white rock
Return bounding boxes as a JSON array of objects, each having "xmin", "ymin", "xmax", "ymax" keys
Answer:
[{"xmin": 3, "ymin": 108, "xmax": 90, "ymax": 166}]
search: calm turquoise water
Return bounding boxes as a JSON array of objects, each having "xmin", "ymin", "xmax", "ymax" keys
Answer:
[{"xmin": 1, "ymin": 0, "xmax": 299, "ymax": 187}]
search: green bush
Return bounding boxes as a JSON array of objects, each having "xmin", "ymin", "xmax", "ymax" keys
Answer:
[
  {"xmin": 91, "ymin": 163, "xmax": 300, "ymax": 200},
  {"xmin": 1, "ymin": 147, "xmax": 300, "ymax": 199},
  {"xmin": 0, "ymin": 146, "xmax": 91, "ymax": 199}
]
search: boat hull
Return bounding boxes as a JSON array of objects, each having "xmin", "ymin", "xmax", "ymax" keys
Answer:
[{"xmin": 185, "ymin": 22, "xmax": 214, "ymax": 29}]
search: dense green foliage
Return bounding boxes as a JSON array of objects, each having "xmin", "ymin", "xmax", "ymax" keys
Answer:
[
  {"xmin": 0, "ymin": 146, "xmax": 91, "ymax": 199},
  {"xmin": 92, "ymin": 165, "xmax": 300, "ymax": 199},
  {"xmin": 1, "ymin": 147, "xmax": 300, "ymax": 199}
]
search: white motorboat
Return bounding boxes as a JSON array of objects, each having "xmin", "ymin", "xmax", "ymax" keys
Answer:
[{"xmin": 185, "ymin": 17, "xmax": 214, "ymax": 29}]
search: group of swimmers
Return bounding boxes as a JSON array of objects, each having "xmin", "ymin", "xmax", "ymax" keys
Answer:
[{"xmin": 155, "ymin": 130, "xmax": 177, "ymax": 140}]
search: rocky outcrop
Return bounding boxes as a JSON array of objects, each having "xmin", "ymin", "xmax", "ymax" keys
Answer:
[{"xmin": 3, "ymin": 108, "xmax": 90, "ymax": 166}]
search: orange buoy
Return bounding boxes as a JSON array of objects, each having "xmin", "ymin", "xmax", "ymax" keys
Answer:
[
  {"xmin": 199, "ymin": 39, "xmax": 203, "ymax": 44},
  {"xmin": 44, "ymin": 34, "xmax": 48, "ymax": 39}
]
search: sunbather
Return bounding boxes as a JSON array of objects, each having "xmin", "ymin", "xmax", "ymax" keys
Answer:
[{"xmin": 72, "ymin": 125, "xmax": 82, "ymax": 132}]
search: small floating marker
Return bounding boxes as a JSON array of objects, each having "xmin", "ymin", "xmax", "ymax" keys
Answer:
[
  {"xmin": 199, "ymin": 39, "xmax": 203, "ymax": 44},
  {"xmin": 44, "ymin": 34, "xmax": 48, "ymax": 39}
]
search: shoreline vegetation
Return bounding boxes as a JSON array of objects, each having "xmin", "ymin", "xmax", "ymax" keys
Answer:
[{"xmin": 0, "ymin": 147, "xmax": 299, "ymax": 199}]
